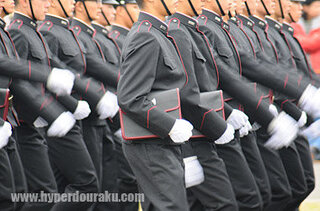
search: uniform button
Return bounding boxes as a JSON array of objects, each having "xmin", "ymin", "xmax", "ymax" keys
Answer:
[
  {"xmin": 201, "ymin": 16, "xmax": 205, "ymax": 19},
  {"xmin": 47, "ymin": 22, "xmax": 50, "ymax": 25},
  {"xmin": 145, "ymin": 22, "xmax": 149, "ymax": 25},
  {"xmin": 17, "ymin": 20, "xmax": 20, "ymax": 23},
  {"xmin": 173, "ymin": 19, "xmax": 177, "ymax": 22},
  {"xmin": 76, "ymin": 27, "xmax": 79, "ymax": 30}
]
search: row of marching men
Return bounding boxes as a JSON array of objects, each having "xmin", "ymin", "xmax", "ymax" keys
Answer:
[
  {"xmin": 117, "ymin": 0, "xmax": 320, "ymax": 211},
  {"xmin": 0, "ymin": 0, "xmax": 141, "ymax": 210},
  {"xmin": 0, "ymin": 0, "xmax": 319, "ymax": 211}
]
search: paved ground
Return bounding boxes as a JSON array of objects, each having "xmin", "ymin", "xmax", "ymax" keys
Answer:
[{"xmin": 300, "ymin": 161, "xmax": 320, "ymax": 211}]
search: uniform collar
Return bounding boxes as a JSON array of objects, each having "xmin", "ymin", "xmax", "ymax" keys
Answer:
[
  {"xmin": 201, "ymin": 9, "xmax": 223, "ymax": 25},
  {"xmin": 45, "ymin": 14, "xmax": 69, "ymax": 29},
  {"xmin": 0, "ymin": 18, "xmax": 6, "ymax": 29},
  {"xmin": 171, "ymin": 12, "xmax": 198, "ymax": 29},
  {"xmin": 237, "ymin": 14, "xmax": 254, "ymax": 29},
  {"xmin": 265, "ymin": 16, "xmax": 282, "ymax": 32},
  {"xmin": 250, "ymin": 15, "xmax": 267, "ymax": 30},
  {"xmin": 111, "ymin": 24, "xmax": 130, "ymax": 36},
  {"xmin": 282, "ymin": 22, "xmax": 294, "ymax": 35},
  {"xmin": 92, "ymin": 22, "xmax": 109, "ymax": 36},
  {"xmin": 228, "ymin": 16, "xmax": 240, "ymax": 26},
  {"xmin": 71, "ymin": 18, "xmax": 95, "ymax": 37},
  {"xmin": 138, "ymin": 12, "xmax": 168, "ymax": 35},
  {"xmin": 13, "ymin": 12, "xmax": 37, "ymax": 30}
]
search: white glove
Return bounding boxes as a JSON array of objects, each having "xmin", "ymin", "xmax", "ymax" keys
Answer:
[
  {"xmin": 300, "ymin": 119, "xmax": 320, "ymax": 140},
  {"xmin": 96, "ymin": 91, "xmax": 119, "ymax": 119},
  {"xmin": 184, "ymin": 156, "xmax": 205, "ymax": 188},
  {"xmin": 0, "ymin": 122, "xmax": 12, "ymax": 149},
  {"xmin": 33, "ymin": 116, "xmax": 48, "ymax": 128},
  {"xmin": 47, "ymin": 112, "xmax": 76, "ymax": 137},
  {"xmin": 227, "ymin": 109, "xmax": 248, "ymax": 130},
  {"xmin": 265, "ymin": 112, "xmax": 298, "ymax": 149},
  {"xmin": 239, "ymin": 121, "xmax": 252, "ymax": 138},
  {"xmin": 269, "ymin": 104, "xmax": 279, "ymax": 117},
  {"xmin": 46, "ymin": 68, "xmax": 75, "ymax": 96},
  {"xmin": 298, "ymin": 111, "xmax": 307, "ymax": 128},
  {"xmin": 299, "ymin": 85, "xmax": 320, "ymax": 118},
  {"xmin": 169, "ymin": 119, "xmax": 193, "ymax": 143},
  {"xmin": 73, "ymin": 101, "xmax": 91, "ymax": 120},
  {"xmin": 215, "ymin": 124, "xmax": 235, "ymax": 145}
]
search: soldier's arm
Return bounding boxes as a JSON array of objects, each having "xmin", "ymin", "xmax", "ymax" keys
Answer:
[{"xmin": 117, "ymin": 32, "xmax": 176, "ymax": 138}]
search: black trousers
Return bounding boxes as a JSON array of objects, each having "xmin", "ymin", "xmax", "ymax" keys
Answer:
[
  {"xmin": 114, "ymin": 135, "xmax": 139, "ymax": 211},
  {"xmin": 123, "ymin": 142, "xmax": 189, "ymax": 211},
  {"xmin": 44, "ymin": 123, "xmax": 99, "ymax": 211},
  {"xmin": 279, "ymin": 140, "xmax": 307, "ymax": 211},
  {"xmin": 16, "ymin": 123, "xmax": 57, "ymax": 211},
  {"xmin": 216, "ymin": 136, "xmax": 263, "ymax": 211},
  {"xmin": 188, "ymin": 141, "xmax": 238, "ymax": 211},
  {"xmin": 0, "ymin": 137, "xmax": 28, "ymax": 211},
  {"xmin": 256, "ymin": 129, "xmax": 292, "ymax": 211},
  {"xmin": 81, "ymin": 119, "xmax": 119, "ymax": 211},
  {"xmin": 240, "ymin": 131, "xmax": 271, "ymax": 209},
  {"xmin": 294, "ymin": 136, "xmax": 315, "ymax": 198}
]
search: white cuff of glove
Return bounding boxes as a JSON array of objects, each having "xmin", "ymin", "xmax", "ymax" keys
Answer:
[
  {"xmin": 33, "ymin": 116, "xmax": 48, "ymax": 128},
  {"xmin": 0, "ymin": 122, "xmax": 12, "ymax": 149},
  {"xmin": 269, "ymin": 104, "xmax": 279, "ymax": 117},
  {"xmin": 47, "ymin": 112, "xmax": 76, "ymax": 137},
  {"xmin": 227, "ymin": 109, "xmax": 248, "ymax": 130},
  {"xmin": 299, "ymin": 84, "xmax": 318, "ymax": 115},
  {"xmin": 300, "ymin": 119, "xmax": 320, "ymax": 140},
  {"xmin": 215, "ymin": 124, "xmax": 235, "ymax": 145},
  {"xmin": 47, "ymin": 68, "xmax": 75, "ymax": 96},
  {"xmin": 184, "ymin": 156, "xmax": 205, "ymax": 188},
  {"xmin": 265, "ymin": 112, "xmax": 298, "ymax": 149},
  {"xmin": 169, "ymin": 119, "xmax": 193, "ymax": 143},
  {"xmin": 96, "ymin": 91, "xmax": 119, "ymax": 119},
  {"xmin": 73, "ymin": 100, "xmax": 91, "ymax": 120},
  {"xmin": 298, "ymin": 111, "xmax": 307, "ymax": 128}
]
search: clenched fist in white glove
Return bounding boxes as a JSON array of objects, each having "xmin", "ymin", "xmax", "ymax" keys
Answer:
[
  {"xmin": 301, "ymin": 119, "xmax": 320, "ymax": 140},
  {"xmin": 47, "ymin": 112, "xmax": 76, "ymax": 137},
  {"xmin": 96, "ymin": 91, "xmax": 119, "ymax": 119},
  {"xmin": 0, "ymin": 122, "xmax": 12, "ymax": 149},
  {"xmin": 73, "ymin": 101, "xmax": 91, "ymax": 120},
  {"xmin": 299, "ymin": 85, "xmax": 320, "ymax": 118},
  {"xmin": 227, "ymin": 109, "xmax": 248, "ymax": 130},
  {"xmin": 169, "ymin": 119, "xmax": 193, "ymax": 143},
  {"xmin": 184, "ymin": 156, "xmax": 204, "ymax": 188},
  {"xmin": 46, "ymin": 68, "xmax": 75, "ymax": 96},
  {"xmin": 239, "ymin": 121, "xmax": 252, "ymax": 138},
  {"xmin": 265, "ymin": 112, "xmax": 298, "ymax": 150},
  {"xmin": 215, "ymin": 124, "xmax": 235, "ymax": 145}
]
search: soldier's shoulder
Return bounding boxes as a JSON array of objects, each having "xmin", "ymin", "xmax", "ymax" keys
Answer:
[
  {"xmin": 38, "ymin": 20, "xmax": 56, "ymax": 33},
  {"xmin": 7, "ymin": 19, "xmax": 27, "ymax": 32},
  {"xmin": 167, "ymin": 17, "xmax": 182, "ymax": 31}
]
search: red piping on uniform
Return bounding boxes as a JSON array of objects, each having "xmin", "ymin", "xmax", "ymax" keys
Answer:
[
  {"xmin": 8, "ymin": 19, "xmax": 23, "ymax": 30},
  {"xmin": 109, "ymin": 30, "xmax": 120, "ymax": 39},
  {"xmin": 146, "ymin": 106, "xmax": 157, "ymax": 128},
  {"xmin": 284, "ymin": 74, "xmax": 288, "ymax": 88},
  {"xmin": 197, "ymin": 15, "xmax": 208, "ymax": 25},
  {"xmin": 137, "ymin": 20, "xmax": 152, "ymax": 32},
  {"xmin": 85, "ymin": 79, "xmax": 91, "ymax": 93},
  {"xmin": 200, "ymin": 109, "xmax": 214, "ymax": 130},
  {"xmin": 28, "ymin": 60, "xmax": 31, "ymax": 79},
  {"xmin": 167, "ymin": 18, "xmax": 189, "ymax": 87},
  {"xmin": 280, "ymin": 99, "xmax": 289, "ymax": 110}
]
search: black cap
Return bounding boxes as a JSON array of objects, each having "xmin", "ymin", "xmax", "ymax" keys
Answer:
[
  {"xmin": 302, "ymin": 0, "xmax": 320, "ymax": 5},
  {"xmin": 117, "ymin": 0, "xmax": 137, "ymax": 5},
  {"xmin": 102, "ymin": 0, "xmax": 119, "ymax": 4}
]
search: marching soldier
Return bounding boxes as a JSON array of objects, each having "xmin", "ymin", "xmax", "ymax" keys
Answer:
[
  {"xmin": 109, "ymin": 0, "xmax": 139, "ymax": 49},
  {"xmin": 7, "ymin": 0, "xmax": 106, "ymax": 209}
]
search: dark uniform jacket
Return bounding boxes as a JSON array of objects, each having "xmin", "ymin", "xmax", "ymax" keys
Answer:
[
  {"xmin": 118, "ymin": 12, "xmax": 227, "ymax": 142},
  {"xmin": 70, "ymin": 18, "xmax": 119, "ymax": 91},
  {"xmin": 38, "ymin": 15, "xmax": 105, "ymax": 109},
  {"xmin": 167, "ymin": 12, "xmax": 273, "ymax": 127},
  {"xmin": 222, "ymin": 14, "xmax": 304, "ymax": 121},
  {"xmin": 109, "ymin": 24, "xmax": 130, "ymax": 50},
  {"xmin": 281, "ymin": 23, "xmax": 320, "ymax": 86}
]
